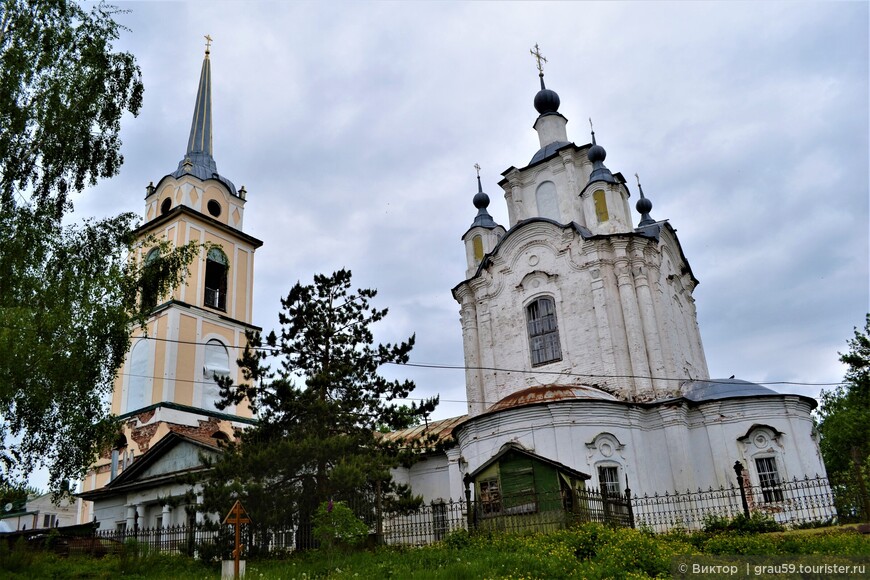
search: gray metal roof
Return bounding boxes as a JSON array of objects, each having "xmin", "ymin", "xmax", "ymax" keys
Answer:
[
  {"xmin": 529, "ymin": 140, "xmax": 572, "ymax": 164},
  {"xmin": 681, "ymin": 378, "xmax": 779, "ymax": 402}
]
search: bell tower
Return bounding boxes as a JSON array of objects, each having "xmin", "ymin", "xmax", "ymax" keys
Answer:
[{"xmin": 79, "ymin": 40, "xmax": 262, "ymax": 521}]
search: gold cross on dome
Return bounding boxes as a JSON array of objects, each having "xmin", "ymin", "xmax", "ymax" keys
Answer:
[
  {"xmin": 474, "ymin": 163, "xmax": 481, "ymax": 178},
  {"xmin": 204, "ymin": 34, "xmax": 213, "ymax": 53},
  {"xmin": 530, "ymin": 43, "xmax": 547, "ymax": 74}
]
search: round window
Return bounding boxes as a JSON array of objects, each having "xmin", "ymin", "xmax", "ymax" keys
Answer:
[
  {"xmin": 160, "ymin": 198, "xmax": 172, "ymax": 215},
  {"xmin": 207, "ymin": 200, "xmax": 222, "ymax": 217}
]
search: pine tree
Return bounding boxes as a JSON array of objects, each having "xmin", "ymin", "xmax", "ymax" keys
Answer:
[{"xmin": 201, "ymin": 269, "xmax": 439, "ymax": 547}]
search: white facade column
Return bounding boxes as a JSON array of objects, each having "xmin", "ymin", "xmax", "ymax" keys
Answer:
[
  {"xmin": 445, "ymin": 447, "xmax": 465, "ymax": 502},
  {"xmin": 589, "ymin": 265, "xmax": 619, "ymax": 387},
  {"xmin": 631, "ymin": 246, "xmax": 667, "ymax": 396},
  {"xmin": 195, "ymin": 493, "xmax": 205, "ymax": 525},
  {"xmin": 612, "ymin": 240, "xmax": 652, "ymax": 395},
  {"xmin": 459, "ymin": 294, "xmax": 485, "ymax": 416},
  {"xmin": 125, "ymin": 505, "xmax": 137, "ymax": 531},
  {"xmin": 161, "ymin": 504, "xmax": 171, "ymax": 528}
]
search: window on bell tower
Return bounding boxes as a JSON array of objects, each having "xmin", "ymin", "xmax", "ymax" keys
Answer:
[
  {"xmin": 526, "ymin": 297, "xmax": 562, "ymax": 366},
  {"xmin": 140, "ymin": 248, "xmax": 161, "ymax": 311},
  {"xmin": 593, "ymin": 190, "xmax": 609, "ymax": 223},
  {"xmin": 203, "ymin": 247, "xmax": 228, "ymax": 311},
  {"xmin": 472, "ymin": 235, "xmax": 484, "ymax": 262}
]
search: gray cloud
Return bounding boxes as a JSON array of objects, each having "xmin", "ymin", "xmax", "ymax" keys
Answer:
[{"xmin": 69, "ymin": 1, "xmax": 868, "ymax": 429}]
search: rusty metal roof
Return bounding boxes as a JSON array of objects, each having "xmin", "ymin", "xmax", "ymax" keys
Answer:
[
  {"xmin": 487, "ymin": 384, "xmax": 618, "ymax": 413},
  {"xmin": 379, "ymin": 415, "xmax": 468, "ymax": 447}
]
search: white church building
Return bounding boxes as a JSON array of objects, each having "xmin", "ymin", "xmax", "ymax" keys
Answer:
[{"xmin": 390, "ymin": 54, "xmax": 826, "ymax": 510}]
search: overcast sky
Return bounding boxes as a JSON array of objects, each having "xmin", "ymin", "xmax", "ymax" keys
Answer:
[{"xmin": 70, "ymin": 1, "xmax": 869, "ymax": 430}]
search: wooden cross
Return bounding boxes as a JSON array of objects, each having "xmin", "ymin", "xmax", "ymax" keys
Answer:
[
  {"xmin": 204, "ymin": 34, "xmax": 213, "ymax": 54},
  {"xmin": 223, "ymin": 500, "xmax": 251, "ymax": 580},
  {"xmin": 530, "ymin": 43, "xmax": 547, "ymax": 74}
]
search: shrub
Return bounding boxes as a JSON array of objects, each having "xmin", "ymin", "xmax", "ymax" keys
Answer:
[
  {"xmin": 312, "ymin": 501, "xmax": 368, "ymax": 551},
  {"xmin": 703, "ymin": 511, "xmax": 783, "ymax": 534}
]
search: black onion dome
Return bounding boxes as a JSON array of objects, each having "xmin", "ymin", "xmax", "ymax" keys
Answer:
[
  {"xmin": 534, "ymin": 88, "xmax": 560, "ymax": 114},
  {"xmin": 473, "ymin": 190, "xmax": 490, "ymax": 209},
  {"xmin": 636, "ymin": 196, "xmax": 652, "ymax": 214},
  {"xmin": 587, "ymin": 143, "xmax": 606, "ymax": 163}
]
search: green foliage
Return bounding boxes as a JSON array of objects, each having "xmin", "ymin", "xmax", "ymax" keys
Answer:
[
  {"xmin": 2, "ymin": 524, "xmax": 869, "ymax": 579},
  {"xmin": 817, "ymin": 314, "xmax": 870, "ymax": 520},
  {"xmin": 199, "ymin": 269, "xmax": 438, "ymax": 542},
  {"xmin": 702, "ymin": 512, "xmax": 784, "ymax": 534},
  {"xmin": 312, "ymin": 501, "xmax": 369, "ymax": 550},
  {"xmin": 0, "ymin": 2, "xmax": 204, "ymax": 494},
  {"xmin": 0, "ymin": 0, "xmax": 143, "ymax": 212},
  {"xmin": 441, "ymin": 527, "xmax": 471, "ymax": 549},
  {"xmin": 0, "ymin": 209, "xmax": 202, "ymax": 491}
]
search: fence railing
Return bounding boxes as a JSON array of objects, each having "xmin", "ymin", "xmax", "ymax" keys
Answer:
[
  {"xmin": 81, "ymin": 473, "xmax": 855, "ymax": 555},
  {"xmin": 632, "ymin": 474, "xmax": 838, "ymax": 533}
]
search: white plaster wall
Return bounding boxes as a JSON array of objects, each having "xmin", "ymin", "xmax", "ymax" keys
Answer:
[
  {"xmin": 453, "ymin": 396, "xmax": 824, "ymax": 498},
  {"xmin": 457, "ymin": 222, "xmax": 709, "ymax": 413}
]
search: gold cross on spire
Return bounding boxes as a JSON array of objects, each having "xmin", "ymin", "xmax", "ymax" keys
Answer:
[
  {"xmin": 204, "ymin": 34, "xmax": 213, "ymax": 55},
  {"xmin": 474, "ymin": 163, "xmax": 481, "ymax": 178},
  {"xmin": 635, "ymin": 172, "xmax": 641, "ymax": 187},
  {"xmin": 530, "ymin": 43, "xmax": 547, "ymax": 74}
]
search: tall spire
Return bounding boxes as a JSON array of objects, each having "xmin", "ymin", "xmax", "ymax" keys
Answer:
[
  {"xmin": 187, "ymin": 35, "xmax": 213, "ymax": 160},
  {"xmin": 172, "ymin": 36, "xmax": 237, "ymax": 195}
]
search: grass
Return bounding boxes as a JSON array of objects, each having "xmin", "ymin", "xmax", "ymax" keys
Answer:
[{"xmin": 2, "ymin": 523, "xmax": 868, "ymax": 579}]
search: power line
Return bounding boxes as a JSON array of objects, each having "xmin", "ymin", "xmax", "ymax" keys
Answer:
[{"xmin": 132, "ymin": 335, "xmax": 844, "ymax": 389}]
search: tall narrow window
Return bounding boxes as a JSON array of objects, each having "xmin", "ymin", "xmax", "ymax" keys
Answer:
[
  {"xmin": 125, "ymin": 340, "xmax": 150, "ymax": 413},
  {"xmin": 535, "ymin": 181, "xmax": 560, "ymax": 221},
  {"xmin": 755, "ymin": 457, "xmax": 784, "ymax": 502},
  {"xmin": 472, "ymin": 235, "xmax": 484, "ymax": 262},
  {"xmin": 204, "ymin": 248, "xmax": 228, "ymax": 311},
  {"xmin": 140, "ymin": 248, "xmax": 161, "ymax": 311},
  {"xmin": 202, "ymin": 339, "xmax": 230, "ymax": 412},
  {"xmin": 527, "ymin": 297, "xmax": 562, "ymax": 366},
  {"xmin": 593, "ymin": 189, "xmax": 609, "ymax": 223}
]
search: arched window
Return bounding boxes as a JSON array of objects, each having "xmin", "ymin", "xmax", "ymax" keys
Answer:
[
  {"xmin": 740, "ymin": 426, "xmax": 785, "ymax": 503},
  {"xmin": 535, "ymin": 181, "xmax": 560, "ymax": 221},
  {"xmin": 140, "ymin": 248, "xmax": 161, "ymax": 310},
  {"xmin": 526, "ymin": 297, "xmax": 562, "ymax": 366},
  {"xmin": 204, "ymin": 248, "xmax": 228, "ymax": 311},
  {"xmin": 202, "ymin": 339, "xmax": 230, "ymax": 412},
  {"xmin": 126, "ymin": 340, "xmax": 150, "ymax": 413}
]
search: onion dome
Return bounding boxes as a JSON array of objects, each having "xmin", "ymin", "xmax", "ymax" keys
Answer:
[
  {"xmin": 470, "ymin": 165, "xmax": 497, "ymax": 229},
  {"xmin": 587, "ymin": 119, "xmax": 615, "ymax": 184},
  {"xmin": 634, "ymin": 173, "xmax": 656, "ymax": 227},
  {"xmin": 534, "ymin": 85, "xmax": 561, "ymax": 115}
]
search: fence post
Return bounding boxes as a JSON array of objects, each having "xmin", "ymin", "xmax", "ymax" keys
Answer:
[
  {"xmin": 625, "ymin": 475, "xmax": 635, "ymax": 529},
  {"xmin": 734, "ymin": 461, "xmax": 750, "ymax": 518},
  {"xmin": 375, "ymin": 478, "xmax": 384, "ymax": 546},
  {"xmin": 463, "ymin": 474, "xmax": 473, "ymax": 532}
]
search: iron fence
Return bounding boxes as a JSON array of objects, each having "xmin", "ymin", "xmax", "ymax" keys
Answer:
[
  {"xmin": 82, "ymin": 473, "xmax": 854, "ymax": 555},
  {"xmin": 633, "ymin": 474, "xmax": 838, "ymax": 533}
]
